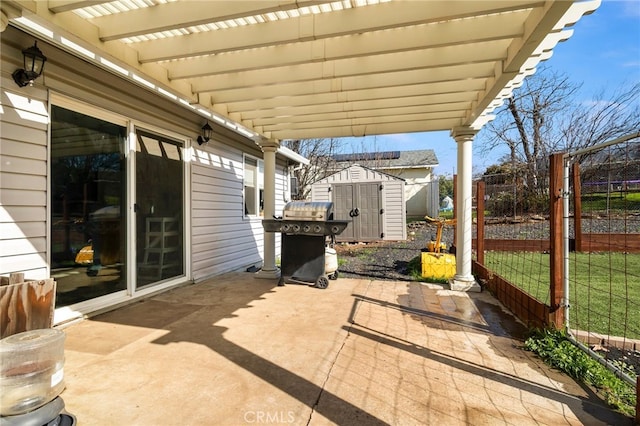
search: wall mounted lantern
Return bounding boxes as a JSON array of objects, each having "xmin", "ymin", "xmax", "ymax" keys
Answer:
[
  {"xmin": 13, "ymin": 41, "xmax": 47, "ymax": 87},
  {"xmin": 197, "ymin": 121, "xmax": 213, "ymax": 145}
]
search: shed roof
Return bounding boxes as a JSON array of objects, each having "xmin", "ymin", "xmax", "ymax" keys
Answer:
[{"xmin": 316, "ymin": 164, "xmax": 405, "ymax": 184}]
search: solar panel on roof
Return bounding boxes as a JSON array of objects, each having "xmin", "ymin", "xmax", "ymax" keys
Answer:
[{"xmin": 333, "ymin": 151, "xmax": 400, "ymax": 162}]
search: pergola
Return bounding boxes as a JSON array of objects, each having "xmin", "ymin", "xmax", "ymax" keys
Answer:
[{"xmin": 1, "ymin": 0, "xmax": 600, "ymax": 289}]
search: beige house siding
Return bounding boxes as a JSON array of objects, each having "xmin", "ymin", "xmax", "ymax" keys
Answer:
[
  {"xmin": 274, "ymin": 168, "xmax": 287, "ymax": 255},
  {"xmin": 380, "ymin": 168, "xmax": 434, "ymax": 218},
  {"xmin": 191, "ymin": 143, "xmax": 289, "ymax": 281},
  {"xmin": 191, "ymin": 143, "xmax": 252, "ymax": 280},
  {"xmin": 0, "ymin": 73, "xmax": 50, "ymax": 279},
  {"xmin": 1, "ymin": 27, "xmax": 292, "ymax": 295}
]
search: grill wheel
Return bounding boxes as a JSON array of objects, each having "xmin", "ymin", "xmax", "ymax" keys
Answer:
[{"xmin": 315, "ymin": 275, "xmax": 329, "ymax": 289}]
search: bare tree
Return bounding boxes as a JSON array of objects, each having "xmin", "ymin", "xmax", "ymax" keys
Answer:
[
  {"xmin": 281, "ymin": 136, "xmax": 392, "ymax": 200},
  {"xmin": 480, "ymin": 66, "xmax": 580, "ymax": 195},
  {"xmin": 561, "ymin": 82, "xmax": 640, "ymax": 155},
  {"xmin": 281, "ymin": 138, "xmax": 342, "ymax": 200},
  {"xmin": 479, "ymin": 65, "xmax": 640, "ymax": 196}
]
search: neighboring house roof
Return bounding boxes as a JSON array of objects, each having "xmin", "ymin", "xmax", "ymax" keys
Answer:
[{"xmin": 332, "ymin": 149, "xmax": 439, "ymax": 171}]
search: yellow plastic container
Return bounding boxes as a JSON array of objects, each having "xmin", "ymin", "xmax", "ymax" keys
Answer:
[{"xmin": 421, "ymin": 252, "xmax": 456, "ymax": 280}]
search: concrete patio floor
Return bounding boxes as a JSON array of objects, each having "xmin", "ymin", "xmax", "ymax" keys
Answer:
[{"xmin": 58, "ymin": 273, "xmax": 632, "ymax": 425}]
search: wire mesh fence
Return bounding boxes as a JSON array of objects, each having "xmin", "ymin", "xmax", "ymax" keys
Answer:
[
  {"xmin": 565, "ymin": 135, "xmax": 640, "ymax": 383},
  {"xmin": 475, "ymin": 133, "xmax": 640, "ymax": 386},
  {"xmin": 479, "ymin": 167, "xmax": 552, "ymax": 306}
]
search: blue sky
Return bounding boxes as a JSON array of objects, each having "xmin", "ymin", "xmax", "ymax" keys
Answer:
[{"xmin": 336, "ymin": 0, "xmax": 640, "ymax": 177}]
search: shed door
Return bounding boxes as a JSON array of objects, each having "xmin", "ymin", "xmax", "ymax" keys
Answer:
[
  {"xmin": 333, "ymin": 184, "xmax": 355, "ymax": 241},
  {"xmin": 333, "ymin": 183, "xmax": 382, "ymax": 242}
]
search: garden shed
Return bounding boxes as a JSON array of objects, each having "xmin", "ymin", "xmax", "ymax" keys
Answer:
[
  {"xmin": 330, "ymin": 149, "xmax": 439, "ymax": 219},
  {"xmin": 311, "ymin": 165, "xmax": 406, "ymax": 242}
]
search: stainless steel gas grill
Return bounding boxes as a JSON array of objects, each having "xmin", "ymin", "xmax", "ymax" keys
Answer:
[{"xmin": 262, "ymin": 201, "xmax": 349, "ymax": 288}]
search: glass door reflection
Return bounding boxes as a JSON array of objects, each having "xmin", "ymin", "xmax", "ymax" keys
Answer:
[
  {"xmin": 135, "ymin": 130, "xmax": 184, "ymax": 288},
  {"xmin": 50, "ymin": 105, "xmax": 127, "ymax": 306}
]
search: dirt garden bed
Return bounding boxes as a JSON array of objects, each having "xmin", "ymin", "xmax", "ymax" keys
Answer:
[{"xmin": 333, "ymin": 221, "xmax": 445, "ymax": 281}]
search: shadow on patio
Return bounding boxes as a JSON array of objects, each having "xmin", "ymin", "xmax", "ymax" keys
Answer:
[{"xmin": 59, "ymin": 273, "xmax": 632, "ymax": 425}]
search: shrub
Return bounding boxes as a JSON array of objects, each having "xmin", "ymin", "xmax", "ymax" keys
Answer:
[{"xmin": 525, "ymin": 328, "xmax": 636, "ymax": 417}]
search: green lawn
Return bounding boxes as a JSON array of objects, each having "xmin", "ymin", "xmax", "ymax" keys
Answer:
[
  {"xmin": 483, "ymin": 251, "xmax": 640, "ymax": 339},
  {"xmin": 580, "ymin": 190, "xmax": 640, "ymax": 212}
]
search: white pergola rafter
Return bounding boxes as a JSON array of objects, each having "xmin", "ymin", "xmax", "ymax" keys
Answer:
[
  {"xmin": 4, "ymin": 0, "xmax": 601, "ymax": 289},
  {"xmin": 144, "ymin": 5, "xmax": 532, "ymax": 65},
  {"xmin": 4, "ymin": 0, "xmax": 599, "ymax": 139}
]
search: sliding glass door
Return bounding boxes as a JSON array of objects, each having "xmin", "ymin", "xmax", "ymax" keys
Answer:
[
  {"xmin": 135, "ymin": 130, "xmax": 185, "ymax": 288},
  {"xmin": 50, "ymin": 105, "xmax": 127, "ymax": 306},
  {"xmin": 51, "ymin": 103, "xmax": 187, "ymax": 309}
]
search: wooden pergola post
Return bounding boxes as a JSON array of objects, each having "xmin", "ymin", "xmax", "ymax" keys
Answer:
[{"xmin": 549, "ymin": 153, "xmax": 565, "ymax": 329}]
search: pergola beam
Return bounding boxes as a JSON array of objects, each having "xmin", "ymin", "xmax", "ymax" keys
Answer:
[{"xmin": 150, "ymin": 7, "xmax": 529, "ymax": 65}]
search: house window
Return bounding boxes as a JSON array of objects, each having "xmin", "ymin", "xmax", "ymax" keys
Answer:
[
  {"xmin": 290, "ymin": 176, "xmax": 299, "ymax": 198},
  {"xmin": 244, "ymin": 155, "xmax": 264, "ymax": 216}
]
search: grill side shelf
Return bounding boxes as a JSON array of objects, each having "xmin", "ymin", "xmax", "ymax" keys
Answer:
[{"xmin": 262, "ymin": 219, "xmax": 283, "ymax": 233}]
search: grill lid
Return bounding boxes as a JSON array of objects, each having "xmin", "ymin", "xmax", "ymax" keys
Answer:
[{"xmin": 282, "ymin": 201, "xmax": 333, "ymax": 222}]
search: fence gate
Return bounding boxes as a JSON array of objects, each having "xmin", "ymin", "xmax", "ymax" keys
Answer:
[{"xmin": 564, "ymin": 133, "xmax": 640, "ymax": 389}]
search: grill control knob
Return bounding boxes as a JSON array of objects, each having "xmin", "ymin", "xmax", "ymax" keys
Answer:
[
  {"xmin": 281, "ymin": 224, "xmax": 290, "ymax": 232},
  {"xmin": 313, "ymin": 225, "xmax": 322, "ymax": 233},
  {"xmin": 331, "ymin": 225, "xmax": 340, "ymax": 234},
  {"xmin": 303, "ymin": 225, "xmax": 311, "ymax": 233},
  {"xmin": 292, "ymin": 224, "xmax": 301, "ymax": 232}
]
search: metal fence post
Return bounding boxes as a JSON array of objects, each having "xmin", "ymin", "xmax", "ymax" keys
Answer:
[
  {"xmin": 476, "ymin": 180, "xmax": 485, "ymax": 265},
  {"xmin": 636, "ymin": 376, "xmax": 639, "ymax": 425},
  {"xmin": 572, "ymin": 163, "xmax": 583, "ymax": 252},
  {"xmin": 549, "ymin": 153, "xmax": 565, "ymax": 329}
]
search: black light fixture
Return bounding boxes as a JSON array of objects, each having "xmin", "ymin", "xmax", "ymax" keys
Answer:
[
  {"xmin": 197, "ymin": 121, "xmax": 213, "ymax": 145},
  {"xmin": 13, "ymin": 41, "xmax": 47, "ymax": 87}
]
